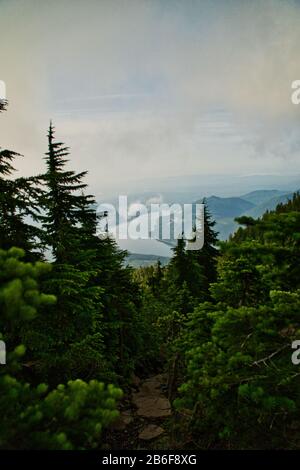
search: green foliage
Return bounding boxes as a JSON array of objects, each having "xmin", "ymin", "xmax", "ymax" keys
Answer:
[
  {"xmin": 210, "ymin": 251, "xmax": 269, "ymax": 307},
  {"xmin": 24, "ymin": 260, "xmax": 109, "ymax": 384},
  {"xmin": 1, "ymin": 376, "xmax": 122, "ymax": 450},
  {"xmin": 0, "ymin": 248, "xmax": 122, "ymax": 450},
  {"xmin": 25, "ymin": 124, "xmax": 145, "ymax": 383},
  {"xmin": 3, "ymin": 176, "xmax": 42, "ymax": 258},
  {"xmin": 189, "ymin": 202, "xmax": 219, "ymax": 293},
  {"xmin": 165, "ymin": 204, "xmax": 219, "ymax": 315},
  {"xmin": 176, "ymin": 292, "xmax": 300, "ymax": 448},
  {"xmin": 90, "ymin": 237, "xmax": 143, "ymax": 376},
  {"xmin": 0, "ymin": 108, "xmax": 41, "ymax": 258},
  {"xmin": 0, "ymin": 248, "xmax": 55, "ymax": 352},
  {"xmin": 175, "ymin": 194, "xmax": 300, "ymax": 449}
]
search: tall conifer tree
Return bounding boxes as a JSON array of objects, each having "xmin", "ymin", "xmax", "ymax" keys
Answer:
[
  {"xmin": 39, "ymin": 122, "xmax": 96, "ymax": 263},
  {"xmin": 0, "ymin": 102, "xmax": 40, "ymax": 257},
  {"xmin": 189, "ymin": 201, "xmax": 219, "ymax": 297}
]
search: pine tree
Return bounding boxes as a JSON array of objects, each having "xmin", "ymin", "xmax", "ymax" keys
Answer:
[
  {"xmin": 31, "ymin": 123, "xmax": 143, "ymax": 382},
  {"xmin": 87, "ymin": 234, "xmax": 142, "ymax": 374},
  {"xmin": 170, "ymin": 236, "xmax": 187, "ymax": 288},
  {"xmin": 189, "ymin": 201, "xmax": 219, "ymax": 298},
  {"xmin": 39, "ymin": 122, "xmax": 96, "ymax": 264},
  {"xmin": 167, "ymin": 236, "xmax": 204, "ymax": 314},
  {"xmin": 167, "ymin": 202, "xmax": 219, "ymax": 308},
  {"xmin": 175, "ymin": 193, "xmax": 300, "ymax": 449},
  {"xmin": 28, "ymin": 123, "xmax": 107, "ymax": 383},
  {"xmin": 0, "ymin": 103, "xmax": 41, "ymax": 258}
]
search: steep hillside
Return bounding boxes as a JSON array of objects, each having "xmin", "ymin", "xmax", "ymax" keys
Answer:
[
  {"xmin": 243, "ymin": 192, "xmax": 294, "ymax": 219},
  {"xmin": 201, "ymin": 195, "xmax": 255, "ymax": 218},
  {"xmin": 240, "ymin": 189, "xmax": 285, "ymax": 205}
]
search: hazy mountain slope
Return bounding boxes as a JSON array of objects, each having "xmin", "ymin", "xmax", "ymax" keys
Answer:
[
  {"xmin": 199, "ymin": 192, "xmax": 296, "ymax": 240},
  {"xmin": 201, "ymin": 195, "xmax": 255, "ymax": 218},
  {"xmin": 240, "ymin": 189, "xmax": 285, "ymax": 205},
  {"xmin": 243, "ymin": 192, "xmax": 294, "ymax": 219},
  {"xmin": 108, "ymin": 182, "xmax": 300, "ymax": 261}
]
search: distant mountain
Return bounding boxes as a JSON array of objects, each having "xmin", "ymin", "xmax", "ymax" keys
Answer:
[
  {"xmin": 243, "ymin": 192, "xmax": 294, "ymax": 219},
  {"xmin": 240, "ymin": 189, "xmax": 286, "ymax": 205},
  {"xmin": 124, "ymin": 191, "xmax": 298, "ymax": 254},
  {"xmin": 102, "ymin": 177, "xmax": 300, "ymax": 262},
  {"xmin": 102, "ymin": 174, "xmax": 300, "ymax": 200},
  {"xmin": 126, "ymin": 253, "xmax": 170, "ymax": 268},
  {"xmin": 202, "ymin": 195, "xmax": 255, "ymax": 219},
  {"xmin": 195, "ymin": 191, "xmax": 298, "ymax": 240},
  {"xmin": 211, "ymin": 191, "xmax": 297, "ymax": 239},
  {"xmin": 154, "ymin": 196, "xmax": 255, "ymax": 246}
]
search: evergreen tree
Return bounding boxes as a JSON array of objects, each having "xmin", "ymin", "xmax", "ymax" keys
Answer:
[
  {"xmin": 189, "ymin": 201, "xmax": 219, "ymax": 297},
  {"xmin": 175, "ymin": 193, "xmax": 300, "ymax": 449},
  {"xmin": 0, "ymin": 104, "xmax": 41, "ymax": 257},
  {"xmin": 167, "ymin": 236, "xmax": 204, "ymax": 314},
  {"xmin": 0, "ymin": 248, "xmax": 122, "ymax": 450},
  {"xmin": 87, "ymin": 234, "xmax": 142, "ymax": 375},
  {"xmin": 166, "ymin": 203, "xmax": 219, "ymax": 312},
  {"xmin": 39, "ymin": 122, "xmax": 96, "ymax": 263},
  {"xmin": 30, "ymin": 123, "xmax": 143, "ymax": 383},
  {"xmin": 27, "ymin": 124, "xmax": 107, "ymax": 384},
  {"xmin": 176, "ymin": 291, "xmax": 300, "ymax": 449},
  {"xmin": 170, "ymin": 237, "xmax": 187, "ymax": 288}
]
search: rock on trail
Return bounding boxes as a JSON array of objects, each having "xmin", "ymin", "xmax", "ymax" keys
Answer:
[
  {"xmin": 138, "ymin": 425, "xmax": 165, "ymax": 441},
  {"xmin": 132, "ymin": 374, "xmax": 171, "ymax": 419},
  {"xmin": 108, "ymin": 373, "xmax": 172, "ymax": 448}
]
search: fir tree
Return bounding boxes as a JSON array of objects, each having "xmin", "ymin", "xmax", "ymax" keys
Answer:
[
  {"xmin": 0, "ymin": 103, "xmax": 41, "ymax": 258},
  {"xmin": 167, "ymin": 236, "xmax": 205, "ymax": 314},
  {"xmin": 39, "ymin": 122, "xmax": 96, "ymax": 263},
  {"xmin": 170, "ymin": 236, "xmax": 187, "ymax": 288},
  {"xmin": 28, "ymin": 123, "xmax": 106, "ymax": 383},
  {"xmin": 189, "ymin": 201, "xmax": 219, "ymax": 297}
]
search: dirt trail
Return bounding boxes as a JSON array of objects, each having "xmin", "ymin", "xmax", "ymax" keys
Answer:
[{"xmin": 108, "ymin": 373, "xmax": 173, "ymax": 449}]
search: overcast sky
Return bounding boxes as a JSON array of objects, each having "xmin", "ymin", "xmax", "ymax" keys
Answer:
[{"xmin": 1, "ymin": 0, "xmax": 300, "ymax": 196}]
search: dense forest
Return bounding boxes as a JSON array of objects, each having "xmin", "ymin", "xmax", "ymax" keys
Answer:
[{"xmin": 1, "ymin": 100, "xmax": 300, "ymax": 450}]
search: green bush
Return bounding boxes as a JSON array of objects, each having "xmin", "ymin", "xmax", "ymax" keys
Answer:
[
  {"xmin": 1, "ymin": 375, "xmax": 122, "ymax": 449},
  {"xmin": 0, "ymin": 248, "xmax": 122, "ymax": 449},
  {"xmin": 175, "ymin": 291, "xmax": 300, "ymax": 448}
]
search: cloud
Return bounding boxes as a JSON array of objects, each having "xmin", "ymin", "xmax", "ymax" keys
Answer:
[{"xmin": 1, "ymin": 0, "xmax": 300, "ymax": 194}]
